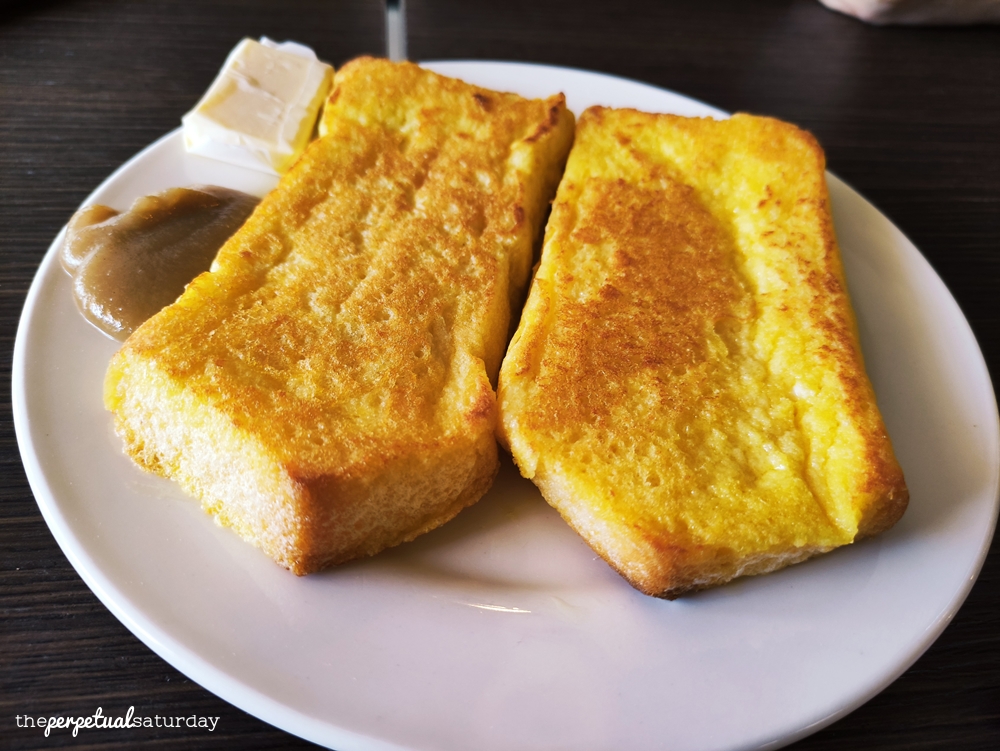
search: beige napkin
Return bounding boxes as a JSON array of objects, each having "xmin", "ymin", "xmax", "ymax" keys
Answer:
[{"xmin": 820, "ymin": 0, "xmax": 1000, "ymax": 23}]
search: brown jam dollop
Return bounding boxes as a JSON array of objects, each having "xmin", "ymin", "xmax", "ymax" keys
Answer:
[{"xmin": 60, "ymin": 185, "xmax": 259, "ymax": 340}]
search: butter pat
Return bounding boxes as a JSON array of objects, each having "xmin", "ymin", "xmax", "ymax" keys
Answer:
[{"xmin": 182, "ymin": 38, "xmax": 333, "ymax": 175}]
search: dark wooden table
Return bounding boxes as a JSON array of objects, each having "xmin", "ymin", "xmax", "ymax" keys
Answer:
[{"xmin": 2, "ymin": 0, "xmax": 997, "ymax": 749}]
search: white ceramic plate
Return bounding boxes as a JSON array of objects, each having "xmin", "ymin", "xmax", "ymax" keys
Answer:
[{"xmin": 12, "ymin": 62, "xmax": 999, "ymax": 751}]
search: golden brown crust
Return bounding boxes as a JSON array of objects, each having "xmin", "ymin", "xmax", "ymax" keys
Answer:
[
  {"xmin": 105, "ymin": 59, "xmax": 575, "ymax": 573},
  {"xmin": 499, "ymin": 107, "xmax": 908, "ymax": 597}
]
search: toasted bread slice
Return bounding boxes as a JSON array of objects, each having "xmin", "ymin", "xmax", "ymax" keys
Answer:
[
  {"xmin": 105, "ymin": 58, "xmax": 575, "ymax": 574},
  {"xmin": 498, "ymin": 107, "xmax": 908, "ymax": 598}
]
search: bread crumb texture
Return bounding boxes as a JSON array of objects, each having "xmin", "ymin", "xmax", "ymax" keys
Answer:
[
  {"xmin": 498, "ymin": 108, "xmax": 908, "ymax": 598},
  {"xmin": 105, "ymin": 58, "xmax": 575, "ymax": 573}
]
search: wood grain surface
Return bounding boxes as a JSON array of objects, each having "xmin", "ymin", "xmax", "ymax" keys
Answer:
[{"xmin": 2, "ymin": 0, "xmax": 997, "ymax": 749}]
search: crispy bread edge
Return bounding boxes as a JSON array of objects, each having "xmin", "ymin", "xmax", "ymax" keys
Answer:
[{"xmin": 106, "ymin": 345, "xmax": 502, "ymax": 575}]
